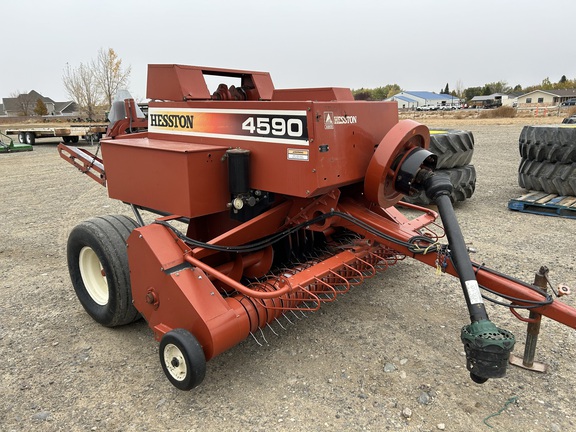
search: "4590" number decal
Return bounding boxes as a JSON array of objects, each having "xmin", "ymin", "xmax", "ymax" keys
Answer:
[{"xmin": 241, "ymin": 116, "xmax": 306, "ymax": 139}]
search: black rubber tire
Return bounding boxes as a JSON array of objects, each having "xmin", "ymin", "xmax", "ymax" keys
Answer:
[
  {"xmin": 562, "ymin": 116, "xmax": 576, "ymax": 124},
  {"xmin": 403, "ymin": 165, "xmax": 476, "ymax": 205},
  {"xmin": 25, "ymin": 132, "xmax": 35, "ymax": 145},
  {"xmin": 71, "ymin": 136, "xmax": 80, "ymax": 143},
  {"xmin": 159, "ymin": 329, "xmax": 206, "ymax": 391},
  {"xmin": 428, "ymin": 129, "xmax": 475, "ymax": 169},
  {"xmin": 519, "ymin": 125, "xmax": 576, "ymax": 163},
  {"xmin": 62, "ymin": 136, "xmax": 72, "ymax": 143},
  {"xmin": 518, "ymin": 158, "xmax": 576, "ymax": 196},
  {"xmin": 18, "ymin": 132, "xmax": 25, "ymax": 143},
  {"xmin": 67, "ymin": 215, "xmax": 140, "ymax": 327}
]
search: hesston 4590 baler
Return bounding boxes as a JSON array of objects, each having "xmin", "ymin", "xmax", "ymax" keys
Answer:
[{"xmin": 58, "ymin": 65, "xmax": 575, "ymax": 390}]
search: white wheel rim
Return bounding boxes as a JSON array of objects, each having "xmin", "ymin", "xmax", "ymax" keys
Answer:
[
  {"xmin": 164, "ymin": 343, "xmax": 187, "ymax": 381},
  {"xmin": 79, "ymin": 246, "xmax": 109, "ymax": 305}
]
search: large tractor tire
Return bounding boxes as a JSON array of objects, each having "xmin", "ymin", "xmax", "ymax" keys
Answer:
[
  {"xmin": 518, "ymin": 159, "xmax": 576, "ymax": 196},
  {"xmin": 428, "ymin": 129, "xmax": 475, "ymax": 169},
  {"xmin": 67, "ymin": 215, "xmax": 141, "ymax": 327},
  {"xmin": 403, "ymin": 165, "xmax": 476, "ymax": 205},
  {"xmin": 519, "ymin": 125, "xmax": 576, "ymax": 164}
]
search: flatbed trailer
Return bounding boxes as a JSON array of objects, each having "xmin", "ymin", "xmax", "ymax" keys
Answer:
[{"xmin": 5, "ymin": 125, "xmax": 107, "ymax": 145}]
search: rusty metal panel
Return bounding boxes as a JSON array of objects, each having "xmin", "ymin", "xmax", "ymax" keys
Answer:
[{"xmin": 101, "ymin": 137, "xmax": 229, "ymax": 218}]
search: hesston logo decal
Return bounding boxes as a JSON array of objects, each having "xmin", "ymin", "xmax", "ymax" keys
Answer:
[
  {"xmin": 324, "ymin": 111, "xmax": 357, "ymax": 129},
  {"xmin": 334, "ymin": 115, "xmax": 357, "ymax": 124},
  {"xmin": 149, "ymin": 113, "xmax": 194, "ymax": 129}
]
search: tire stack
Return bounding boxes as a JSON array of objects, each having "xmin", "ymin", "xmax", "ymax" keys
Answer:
[
  {"xmin": 403, "ymin": 129, "xmax": 476, "ymax": 205},
  {"xmin": 518, "ymin": 125, "xmax": 576, "ymax": 196}
]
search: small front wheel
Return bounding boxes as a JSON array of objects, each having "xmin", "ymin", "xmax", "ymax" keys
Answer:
[{"xmin": 159, "ymin": 329, "xmax": 206, "ymax": 391}]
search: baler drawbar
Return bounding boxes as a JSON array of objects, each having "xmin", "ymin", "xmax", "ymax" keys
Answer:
[{"xmin": 58, "ymin": 64, "xmax": 574, "ymax": 390}]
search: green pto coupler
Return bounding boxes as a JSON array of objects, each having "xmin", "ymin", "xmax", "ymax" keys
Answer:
[{"xmin": 461, "ymin": 320, "xmax": 515, "ymax": 383}]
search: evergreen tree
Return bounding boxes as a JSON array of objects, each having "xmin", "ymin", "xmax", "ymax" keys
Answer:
[{"xmin": 33, "ymin": 98, "xmax": 48, "ymax": 116}]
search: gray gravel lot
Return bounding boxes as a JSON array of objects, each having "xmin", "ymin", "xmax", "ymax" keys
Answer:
[{"xmin": 1, "ymin": 119, "xmax": 575, "ymax": 431}]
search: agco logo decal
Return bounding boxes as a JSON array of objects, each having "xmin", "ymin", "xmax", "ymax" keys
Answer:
[{"xmin": 324, "ymin": 112, "xmax": 358, "ymax": 129}]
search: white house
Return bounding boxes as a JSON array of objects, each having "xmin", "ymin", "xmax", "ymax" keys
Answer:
[{"xmin": 517, "ymin": 89, "xmax": 576, "ymax": 107}]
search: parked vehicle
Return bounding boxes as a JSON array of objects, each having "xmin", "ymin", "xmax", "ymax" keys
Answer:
[
  {"xmin": 561, "ymin": 98, "xmax": 576, "ymax": 106},
  {"xmin": 5, "ymin": 125, "xmax": 106, "ymax": 145},
  {"xmin": 416, "ymin": 105, "xmax": 438, "ymax": 111},
  {"xmin": 440, "ymin": 105, "xmax": 460, "ymax": 110}
]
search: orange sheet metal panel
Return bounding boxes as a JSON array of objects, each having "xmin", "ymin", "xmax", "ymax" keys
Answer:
[
  {"xmin": 146, "ymin": 100, "xmax": 398, "ymax": 199},
  {"xmin": 101, "ymin": 137, "xmax": 229, "ymax": 218}
]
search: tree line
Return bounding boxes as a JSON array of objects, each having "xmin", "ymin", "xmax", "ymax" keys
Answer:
[{"xmin": 352, "ymin": 75, "xmax": 576, "ymax": 102}]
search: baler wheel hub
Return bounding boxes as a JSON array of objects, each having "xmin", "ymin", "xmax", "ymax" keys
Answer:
[
  {"xmin": 364, "ymin": 120, "xmax": 432, "ymax": 207},
  {"xmin": 164, "ymin": 344, "xmax": 187, "ymax": 381},
  {"xmin": 78, "ymin": 246, "xmax": 109, "ymax": 306}
]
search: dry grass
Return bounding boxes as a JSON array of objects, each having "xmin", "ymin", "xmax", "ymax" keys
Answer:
[{"xmin": 477, "ymin": 106, "xmax": 517, "ymax": 119}]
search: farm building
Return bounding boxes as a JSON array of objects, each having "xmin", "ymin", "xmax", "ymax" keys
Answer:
[
  {"xmin": 516, "ymin": 89, "xmax": 576, "ymax": 107},
  {"xmin": 386, "ymin": 91, "xmax": 460, "ymax": 109},
  {"xmin": 469, "ymin": 93, "xmax": 516, "ymax": 108}
]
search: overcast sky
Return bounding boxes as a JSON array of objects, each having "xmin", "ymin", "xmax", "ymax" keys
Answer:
[{"xmin": 3, "ymin": 0, "xmax": 575, "ymax": 102}]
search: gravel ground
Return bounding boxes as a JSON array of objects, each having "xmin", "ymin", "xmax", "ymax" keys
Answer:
[{"xmin": 1, "ymin": 117, "xmax": 575, "ymax": 432}]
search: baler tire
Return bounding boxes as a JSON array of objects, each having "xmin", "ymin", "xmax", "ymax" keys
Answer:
[
  {"xmin": 519, "ymin": 125, "xmax": 576, "ymax": 164},
  {"xmin": 403, "ymin": 165, "xmax": 476, "ymax": 206},
  {"xmin": 428, "ymin": 129, "xmax": 475, "ymax": 169},
  {"xmin": 159, "ymin": 329, "xmax": 206, "ymax": 391},
  {"xmin": 67, "ymin": 215, "xmax": 140, "ymax": 327},
  {"xmin": 518, "ymin": 158, "xmax": 576, "ymax": 196}
]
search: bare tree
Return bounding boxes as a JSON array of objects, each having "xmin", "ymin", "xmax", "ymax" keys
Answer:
[
  {"xmin": 454, "ymin": 79, "xmax": 464, "ymax": 98},
  {"xmin": 92, "ymin": 48, "xmax": 131, "ymax": 109},
  {"xmin": 63, "ymin": 63, "xmax": 101, "ymax": 120},
  {"xmin": 9, "ymin": 90, "xmax": 35, "ymax": 116}
]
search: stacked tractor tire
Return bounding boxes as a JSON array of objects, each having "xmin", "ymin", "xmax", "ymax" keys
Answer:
[
  {"xmin": 403, "ymin": 129, "xmax": 476, "ymax": 205},
  {"xmin": 518, "ymin": 125, "xmax": 576, "ymax": 196}
]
